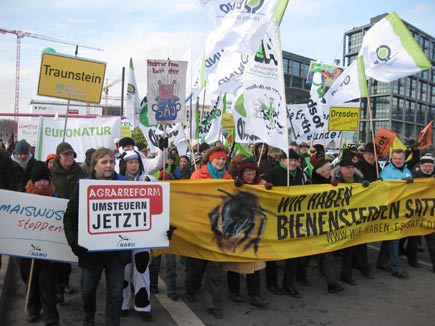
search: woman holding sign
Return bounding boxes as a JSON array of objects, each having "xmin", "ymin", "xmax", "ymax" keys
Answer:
[{"xmin": 186, "ymin": 146, "xmax": 233, "ymax": 319}]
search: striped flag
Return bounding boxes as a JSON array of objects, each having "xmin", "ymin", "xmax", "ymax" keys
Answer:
[{"xmin": 358, "ymin": 11, "xmax": 432, "ymax": 82}]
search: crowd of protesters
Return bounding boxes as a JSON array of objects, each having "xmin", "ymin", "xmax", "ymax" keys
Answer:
[{"xmin": 1, "ymin": 136, "xmax": 434, "ymax": 324}]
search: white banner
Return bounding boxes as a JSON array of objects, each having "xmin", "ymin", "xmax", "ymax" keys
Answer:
[
  {"xmin": 146, "ymin": 59, "xmax": 187, "ymax": 126},
  {"xmin": 18, "ymin": 118, "xmax": 40, "ymax": 147},
  {"xmin": 78, "ymin": 180, "xmax": 170, "ymax": 251},
  {"xmin": 0, "ymin": 190, "xmax": 77, "ymax": 263},
  {"xmin": 34, "ymin": 116, "xmax": 121, "ymax": 162},
  {"xmin": 288, "ymin": 104, "xmax": 344, "ymax": 147}
]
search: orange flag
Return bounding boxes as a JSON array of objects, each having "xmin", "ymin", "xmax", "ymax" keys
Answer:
[
  {"xmin": 375, "ymin": 127, "xmax": 397, "ymax": 158},
  {"xmin": 417, "ymin": 120, "xmax": 433, "ymax": 150}
]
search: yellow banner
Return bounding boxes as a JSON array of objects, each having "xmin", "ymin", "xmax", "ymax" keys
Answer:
[
  {"xmin": 221, "ymin": 113, "xmax": 235, "ymax": 130},
  {"xmin": 328, "ymin": 107, "xmax": 360, "ymax": 131},
  {"xmin": 38, "ymin": 53, "xmax": 106, "ymax": 103},
  {"xmin": 158, "ymin": 179, "xmax": 435, "ymax": 262}
]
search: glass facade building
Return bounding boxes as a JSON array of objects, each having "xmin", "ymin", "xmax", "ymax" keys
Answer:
[{"xmin": 282, "ymin": 51, "xmax": 312, "ymax": 104}]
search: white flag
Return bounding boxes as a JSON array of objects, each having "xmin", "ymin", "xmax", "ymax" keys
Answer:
[
  {"xmin": 201, "ymin": 0, "xmax": 279, "ymax": 58},
  {"xmin": 199, "ymin": 0, "xmax": 280, "ymax": 99},
  {"xmin": 324, "ymin": 56, "xmax": 368, "ymax": 106},
  {"xmin": 300, "ymin": 61, "xmax": 325, "ymax": 139},
  {"xmin": 242, "ymin": 21, "xmax": 288, "ymax": 152},
  {"xmin": 358, "ymin": 11, "xmax": 432, "ymax": 82},
  {"xmin": 126, "ymin": 58, "xmax": 140, "ymax": 130}
]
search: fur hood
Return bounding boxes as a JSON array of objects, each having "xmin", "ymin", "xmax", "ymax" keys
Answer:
[{"xmin": 331, "ymin": 165, "xmax": 364, "ymax": 183}]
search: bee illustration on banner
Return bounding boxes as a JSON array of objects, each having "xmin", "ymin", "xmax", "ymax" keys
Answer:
[{"xmin": 209, "ymin": 189, "xmax": 274, "ymax": 255}]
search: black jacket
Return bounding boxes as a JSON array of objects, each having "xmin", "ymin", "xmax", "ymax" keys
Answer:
[
  {"xmin": 0, "ymin": 152, "xmax": 17, "ymax": 190},
  {"xmin": 11, "ymin": 154, "xmax": 36, "ymax": 192},
  {"xmin": 63, "ymin": 173, "xmax": 130, "ymax": 269},
  {"xmin": 264, "ymin": 165, "xmax": 308, "ymax": 186}
]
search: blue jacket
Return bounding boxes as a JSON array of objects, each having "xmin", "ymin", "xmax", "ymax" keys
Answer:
[{"xmin": 380, "ymin": 163, "xmax": 412, "ymax": 180}]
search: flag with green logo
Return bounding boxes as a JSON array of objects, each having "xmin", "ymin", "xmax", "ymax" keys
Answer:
[{"xmin": 358, "ymin": 11, "xmax": 432, "ymax": 82}]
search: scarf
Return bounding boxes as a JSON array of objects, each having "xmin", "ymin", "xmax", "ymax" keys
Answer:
[
  {"xmin": 12, "ymin": 152, "xmax": 32, "ymax": 170},
  {"xmin": 206, "ymin": 161, "xmax": 227, "ymax": 179},
  {"xmin": 279, "ymin": 160, "xmax": 297, "ymax": 177},
  {"xmin": 126, "ymin": 171, "xmax": 140, "ymax": 181}
]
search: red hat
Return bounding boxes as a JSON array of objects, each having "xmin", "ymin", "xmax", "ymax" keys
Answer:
[{"xmin": 45, "ymin": 153, "xmax": 56, "ymax": 165}]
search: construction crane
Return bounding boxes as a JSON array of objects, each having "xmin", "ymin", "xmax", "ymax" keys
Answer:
[
  {"xmin": 0, "ymin": 27, "xmax": 104, "ymax": 138},
  {"xmin": 102, "ymin": 78, "xmax": 122, "ymax": 116}
]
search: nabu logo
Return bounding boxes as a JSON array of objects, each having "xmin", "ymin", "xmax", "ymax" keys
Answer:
[
  {"xmin": 117, "ymin": 235, "xmax": 136, "ymax": 248},
  {"xmin": 28, "ymin": 244, "xmax": 47, "ymax": 258},
  {"xmin": 375, "ymin": 45, "xmax": 391, "ymax": 64}
]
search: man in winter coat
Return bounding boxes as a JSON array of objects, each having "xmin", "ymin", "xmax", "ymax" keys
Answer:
[{"xmin": 64, "ymin": 147, "xmax": 130, "ymax": 326}]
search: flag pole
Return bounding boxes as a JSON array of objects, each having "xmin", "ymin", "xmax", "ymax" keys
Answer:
[
  {"xmin": 365, "ymin": 90, "xmax": 380, "ymax": 178},
  {"xmin": 272, "ymin": 19, "xmax": 290, "ymax": 187},
  {"xmin": 24, "ymin": 259, "xmax": 35, "ymax": 312}
]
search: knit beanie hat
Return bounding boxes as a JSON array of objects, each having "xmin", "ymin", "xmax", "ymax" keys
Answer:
[
  {"xmin": 314, "ymin": 158, "xmax": 331, "ymax": 173},
  {"xmin": 237, "ymin": 158, "xmax": 261, "ymax": 184},
  {"xmin": 31, "ymin": 162, "xmax": 51, "ymax": 183},
  {"xmin": 339, "ymin": 154, "xmax": 356, "ymax": 167},
  {"xmin": 284, "ymin": 148, "xmax": 300, "ymax": 160},
  {"xmin": 420, "ymin": 153, "xmax": 434, "ymax": 165},
  {"xmin": 15, "ymin": 139, "xmax": 29, "ymax": 154},
  {"xmin": 45, "ymin": 153, "xmax": 57, "ymax": 165},
  {"xmin": 122, "ymin": 150, "xmax": 139, "ymax": 161},
  {"xmin": 119, "ymin": 137, "xmax": 135, "ymax": 149},
  {"xmin": 199, "ymin": 142, "xmax": 211, "ymax": 153}
]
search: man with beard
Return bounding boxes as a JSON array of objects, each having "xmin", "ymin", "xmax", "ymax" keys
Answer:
[{"xmin": 64, "ymin": 147, "xmax": 131, "ymax": 326}]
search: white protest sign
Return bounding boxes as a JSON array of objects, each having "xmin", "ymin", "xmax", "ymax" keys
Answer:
[
  {"xmin": 0, "ymin": 190, "xmax": 77, "ymax": 263},
  {"xmin": 34, "ymin": 116, "xmax": 121, "ymax": 162},
  {"xmin": 147, "ymin": 59, "xmax": 187, "ymax": 125},
  {"xmin": 18, "ymin": 118, "xmax": 40, "ymax": 147},
  {"xmin": 78, "ymin": 180, "xmax": 170, "ymax": 251}
]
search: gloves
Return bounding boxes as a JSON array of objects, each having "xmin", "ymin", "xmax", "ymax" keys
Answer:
[
  {"xmin": 71, "ymin": 244, "xmax": 88, "ymax": 256},
  {"xmin": 167, "ymin": 225, "xmax": 177, "ymax": 240},
  {"xmin": 264, "ymin": 182, "xmax": 273, "ymax": 190},
  {"xmin": 402, "ymin": 176, "xmax": 413, "ymax": 183},
  {"xmin": 361, "ymin": 180, "xmax": 370, "ymax": 188},
  {"xmin": 158, "ymin": 137, "xmax": 169, "ymax": 150},
  {"xmin": 235, "ymin": 178, "xmax": 244, "ymax": 187}
]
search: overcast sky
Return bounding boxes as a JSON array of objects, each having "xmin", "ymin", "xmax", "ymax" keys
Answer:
[{"xmin": 1, "ymin": 0, "xmax": 434, "ymax": 116}]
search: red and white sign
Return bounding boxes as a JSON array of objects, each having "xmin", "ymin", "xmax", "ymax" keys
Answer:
[{"xmin": 78, "ymin": 179, "xmax": 170, "ymax": 251}]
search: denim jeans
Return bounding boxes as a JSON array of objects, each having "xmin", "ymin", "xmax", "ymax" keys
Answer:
[
  {"xmin": 388, "ymin": 240, "xmax": 401, "ymax": 273},
  {"xmin": 81, "ymin": 260, "xmax": 124, "ymax": 326}
]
